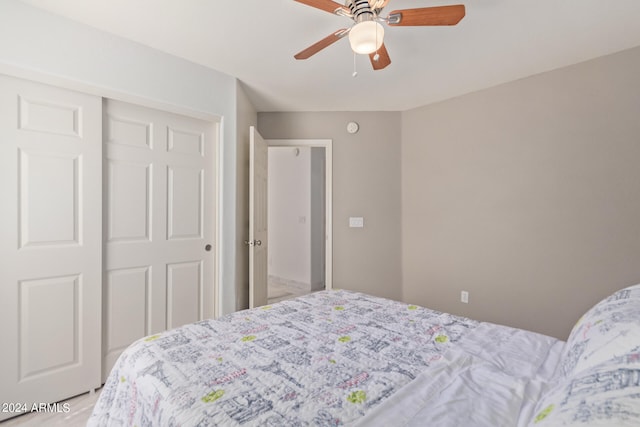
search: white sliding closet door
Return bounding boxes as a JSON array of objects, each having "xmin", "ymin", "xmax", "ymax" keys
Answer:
[
  {"xmin": 0, "ymin": 75, "xmax": 102, "ymax": 420},
  {"xmin": 103, "ymin": 100, "xmax": 217, "ymax": 380}
]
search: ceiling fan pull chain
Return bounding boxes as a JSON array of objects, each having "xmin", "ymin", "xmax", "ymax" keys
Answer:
[
  {"xmin": 352, "ymin": 52, "xmax": 358, "ymax": 77},
  {"xmin": 374, "ymin": 15, "xmax": 380, "ymax": 62}
]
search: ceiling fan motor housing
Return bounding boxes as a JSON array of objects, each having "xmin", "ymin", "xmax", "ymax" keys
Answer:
[{"xmin": 347, "ymin": 0, "xmax": 375, "ymax": 23}]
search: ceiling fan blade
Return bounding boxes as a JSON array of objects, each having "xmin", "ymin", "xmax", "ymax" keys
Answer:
[
  {"xmin": 293, "ymin": 0, "xmax": 350, "ymax": 15},
  {"xmin": 294, "ymin": 29, "xmax": 349, "ymax": 60},
  {"xmin": 369, "ymin": 43, "xmax": 391, "ymax": 70},
  {"xmin": 387, "ymin": 5, "xmax": 465, "ymax": 26}
]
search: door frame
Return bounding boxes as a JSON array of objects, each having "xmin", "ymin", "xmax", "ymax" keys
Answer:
[{"xmin": 266, "ymin": 139, "xmax": 333, "ymax": 290}]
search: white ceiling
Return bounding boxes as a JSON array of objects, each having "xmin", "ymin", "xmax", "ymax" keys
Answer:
[{"xmin": 19, "ymin": 0, "xmax": 640, "ymax": 112}]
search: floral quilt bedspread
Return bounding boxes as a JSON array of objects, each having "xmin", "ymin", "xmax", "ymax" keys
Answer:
[{"xmin": 89, "ymin": 290, "xmax": 478, "ymax": 426}]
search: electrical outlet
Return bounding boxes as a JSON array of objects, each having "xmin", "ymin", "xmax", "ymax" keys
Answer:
[{"xmin": 461, "ymin": 291, "xmax": 469, "ymax": 304}]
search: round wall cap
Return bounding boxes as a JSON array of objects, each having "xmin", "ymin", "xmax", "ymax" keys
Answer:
[{"xmin": 347, "ymin": 121, "xmax": 359, "ymax": 134}]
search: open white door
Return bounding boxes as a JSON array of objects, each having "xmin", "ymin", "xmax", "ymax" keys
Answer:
[
  {"xmin": 0, "ymin": 75, "xmax": 102, "ymax": 420},
  {"xmin": 249, "ymin": 126, "xmax": 269, "ymax": 308}
]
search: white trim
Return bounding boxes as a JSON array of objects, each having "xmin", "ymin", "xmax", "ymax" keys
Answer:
[
  {"xmin": 0, "ymin": 64, "xmax": 219, "ymax": 122},
  {"xmin": 266, "ymin": 139, "xmax": 333, "ymax": 290},
  {"xmin": 212, "ymin": 119, "xmax": 222, "ymax": 319}
]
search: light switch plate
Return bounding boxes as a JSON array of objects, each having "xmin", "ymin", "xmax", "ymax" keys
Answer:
[
  {"xmin": 349, "ymin": 217, "xmax": 364, "ymax": 228},
  {"xmin": 461, "ymin": 291, "xmax": 469, "ymax": 304}
]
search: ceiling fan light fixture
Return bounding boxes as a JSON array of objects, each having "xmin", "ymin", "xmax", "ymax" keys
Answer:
[{"xmin": 348, "ymin": 20, "xmax": 384, "ymax": 54}]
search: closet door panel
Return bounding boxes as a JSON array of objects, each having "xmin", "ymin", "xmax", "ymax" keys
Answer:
[
  {"xmin": 106, "ymin": 159, "xmax": 152, "ymax": 242},
  {"xmin": 0, "ymin": 74, "xmax": 102, "ymax": 421},
  {"xmin": 167, "ymin": 260, "xmax": 202, "ymax": 329},
  {"xmin": 19, "ymin": 150, "xmax": 80, "ymax": 247},
  {"xmin": 103, "ymin": 100, "xmax": 217, "ymax": 381},
  {"xmin": 167, "ymin": 165, "xmax": 203, "ymax": 240},
  {"xmin": 103, "ymin": 266, "xmax": 151, "ymax": 371}
]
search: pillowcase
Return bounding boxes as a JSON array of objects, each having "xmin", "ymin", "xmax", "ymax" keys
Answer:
[
  {"xmin": 559, "ymin": 283, "xmax": 640, "ymax": 378},
  {"xmin": 529, "ymin": 354, "xmax": 640, "ymax": 426}
]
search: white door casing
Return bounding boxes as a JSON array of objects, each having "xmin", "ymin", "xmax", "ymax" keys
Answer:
[
  {"xmin": 102, "ymin": 100, "xmax": 218, "ymax": 380},
  {"xmin": 249, "ymin": 126, "xmax": 269, "ymax": 308},
  {"xmin": 0, "ymin": 74, "xmax": 102, "ymax": 420}
]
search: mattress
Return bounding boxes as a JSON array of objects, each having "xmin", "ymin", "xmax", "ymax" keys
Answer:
[{"xmin": 88, "ymin": 290, "xmax": 563, "ymax": 426}]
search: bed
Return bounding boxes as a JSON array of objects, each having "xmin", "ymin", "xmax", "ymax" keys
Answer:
[{"xmin": 88, "ymin": 285, "xmax": 640, "ymax": 426}]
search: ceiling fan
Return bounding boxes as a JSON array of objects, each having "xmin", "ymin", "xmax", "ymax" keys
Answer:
[{"xmin": 293, "ymin": 0, "xmax": 465, "ymax": 70}]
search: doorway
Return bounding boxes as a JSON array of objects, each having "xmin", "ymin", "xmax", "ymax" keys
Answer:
[{"xmin": 266, "ymin": 139, "xmax": 332, "ymax": 304}]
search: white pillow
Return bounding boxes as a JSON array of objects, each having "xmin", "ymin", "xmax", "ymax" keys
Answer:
[
  {"xmin": 529, "ymin": 355, "xmax": 640, "ymax": 426},
  {"xmin": 558, "ymin": 283, "xmax": 640, "ymax": 377}
]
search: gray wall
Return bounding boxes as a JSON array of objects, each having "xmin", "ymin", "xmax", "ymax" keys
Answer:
[
  {"xmin": 258, "ymin": 48, "xmax": 640, "ymax": 340},
  {"xmin": 258, "ymin": 112, "xmax": 403, "ymax": 301},
  {"xmin": 402, "ymin": 46, "xmax": 640, "ymax": 339}
]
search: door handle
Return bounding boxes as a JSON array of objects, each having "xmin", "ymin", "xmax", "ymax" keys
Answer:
[
  {"xmin": 205, "ymin": 244, "xmax": 212, "ymax": 252},
  {"xmin": 244, "ymin": 240, "xmax": 262, "ymax": 247}
]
